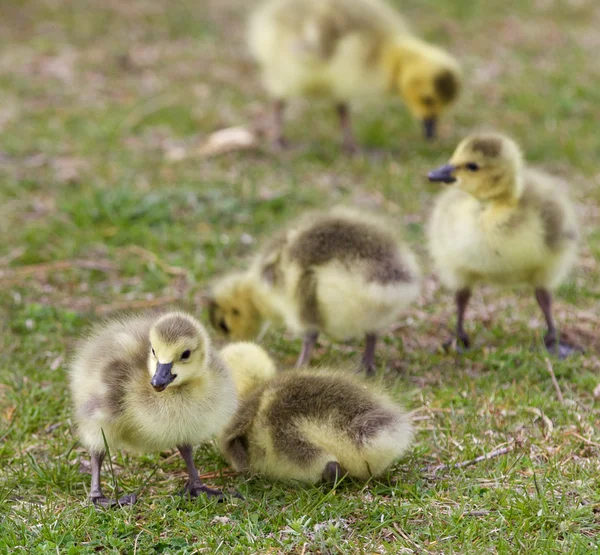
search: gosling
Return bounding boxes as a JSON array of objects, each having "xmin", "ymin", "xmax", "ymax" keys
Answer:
[
  {"xmin": 220, "ymin": 342, "xmax": 277, "ymax": 399},
  {"xmin": 209, "ymin": 207, "xmax": 421, "ymax": 375},
  {"xmin": 219, "ymin": 370, "xmax": 414, "ymax": 483},
  {"xmin": 249, "ymin": 0, "xmax": 461, "ymax": 152},
  {"xmin": 69, "ymin": 311, "xmax": 237, "ymax": 506},
  {"xmin": 427, "ymin": 132, "xmax": 579, "ymax": 357}
]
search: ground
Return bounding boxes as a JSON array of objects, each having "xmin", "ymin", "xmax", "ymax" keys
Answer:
[{"xmin": 1, "ymin": 0, "xmax": 599, "ymax": 553}]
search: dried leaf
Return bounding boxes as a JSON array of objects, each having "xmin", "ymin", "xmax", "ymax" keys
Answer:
[
  {"xmin": 594, "ymin": 383, "xmax": 600, "ymax": 399},
  {"xmin": 199, "ymin": 126, "xmax": 257, "ymax": 157}
]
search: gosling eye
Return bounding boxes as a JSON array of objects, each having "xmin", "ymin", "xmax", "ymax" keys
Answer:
[
  {"xmin": 181, "ymin": 350, "xmax": 191, "ymax": 361},
  {"xmin": 420, "ymin": 95, "xmax": 435, "ymax": 107},
  {"xmin": 151, "ymin": 348, "xmax": 156, "ymax": 357},
  {"xmin": 466, "ymin": 162, "xmax": 480, "ymax": 171},
  {"xmin": 232, "ymin": 308, "xmax": 240, "ymax": 317}
]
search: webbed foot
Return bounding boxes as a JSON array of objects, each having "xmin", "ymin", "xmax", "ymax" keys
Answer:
[
  {"xmin": 544, "ymin": 334, "xmax": 584, "ymax": 359},
  {"xmin": 91, "ymin": 495, "xmax": 117, "ymax": 508},
  {"xmin": 183, "ymin": 480, "xmax": 225, "ymax": 501}
]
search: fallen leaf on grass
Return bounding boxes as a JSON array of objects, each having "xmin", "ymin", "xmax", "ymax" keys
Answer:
[
  {"xmin": 199, "ymin": 126, "xmax": 257, "ymax": 157},
  {"xmin": 594, "ymin": 383, "xmax": 600, "ymax": 399}
]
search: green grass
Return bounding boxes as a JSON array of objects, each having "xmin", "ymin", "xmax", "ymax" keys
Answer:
[{"xmin": 1, "ymin": 0, "xmax": 600, "ymax": 553}]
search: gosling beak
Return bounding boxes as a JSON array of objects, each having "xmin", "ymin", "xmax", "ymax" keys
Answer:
[
  {"xmin": 219, "ymin": 320, "xmax": 230, "ymax": 335},
  {"xmin": 151, "ymin": 362, "xmax": 176, "ymax": 392},
  {"xmin": 422, "ymin": 117, "xmax": 437, "ymax": 140},
  {"xmin": 428, "ymin": 164, "xmax": 457, "ymax": 184}
]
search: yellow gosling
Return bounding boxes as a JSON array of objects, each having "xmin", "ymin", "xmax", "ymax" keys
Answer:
[
  {"xmin": 209, "ymin": 206, "xmax": 421, "ymax": 375},
  {"xmin": 69, "ymin": 311, "xmax": 237, "ymax": 506},
  {"xmin": 428, "ymin": 132, "xmax": 579, "ymax": 357},
  {"xmin": 249, "ymin": 0, "xmax": 461, "ymax": 152},
  {"xmin": 219, "ymin": 369, "xmax": 413, "ymax": 483}
]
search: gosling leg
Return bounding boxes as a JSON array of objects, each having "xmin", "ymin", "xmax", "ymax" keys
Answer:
[
  {"xmin": 272, "ymin": 99, "xmax": 288, "ymax": 150},
  {"xmin": 296, "ymin": 331, "xmax": 319, "ymax": 368},
  {"xmin": 336, "ymin": 102, "xmax": 359, "ymax": 155},
  {"xmin": 535, "ymin": 288, "xmax": 581, "ymax": 359},
  {"xmin": 322, "ymin": 461, "xmax": 345, "ymax": 483},
  {"xmin": 90, "ymin": 450, "xmax": 136, "ymax": 507},
  {"xmin": 177, "ymin": 444, "xmax": 224, "ymax": 500},
  {"xmin": 90, "ymin": 451, "xmax": 115, "ymax": 507},
  {"xmin": 361, "ymin": 333, "xmax": 378, "ymax": 377},
  {"xmin": 455, "ymin": 287, "xmax": 472, "ymax": 349}
]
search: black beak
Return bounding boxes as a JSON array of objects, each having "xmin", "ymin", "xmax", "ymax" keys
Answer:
[
  {"xmin": 151, "ymin": 362, "xmax": 176, "ymax": 392},
  {"xmin": 219, "ymin": 320, "xmax": 230, "ymax": 334},
  {"xmin": 428, "ymin": 164, "xmax": 457, "ymax": 184},
  {"xmin": 422, "ymin": 117, "xmax": 437, "ymax": 140}
]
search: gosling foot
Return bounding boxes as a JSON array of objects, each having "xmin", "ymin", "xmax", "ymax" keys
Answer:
[
  {"xmin": 443, "ymin": 333, "xmax": 471, "ymax": 353},
  {"xmin": 322, "ymin": 461, "xmax": 345, "ymax": 483},
  {"xmin": 183, "ymin": 480, "xmax": 225, "ymax": 501},
  {"xmin": 91, "ymin": 495, "xmax": 117, "ymax": 508},
  {"xmin": 91, "ymin": 492, "xmax": 137, "ymax": 508},
  {"xmin": 544, "ymin": 334, "xmax": 583, "ymax": 359},
  {"xmin": 117, "ymin": 493, "xmax": 137, "ymax": 506},
  {"xmin": 341, "ymin": 139, "xmax": 360, "ymax": 156},
  {"xmin": 272, "ymin": 136, "xmax": 289, "ymax": 151}
]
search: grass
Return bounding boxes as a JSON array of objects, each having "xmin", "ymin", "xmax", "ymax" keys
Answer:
[{"xmin": 1, "ymin": 0, "xmax": 599, "ymax": 552}]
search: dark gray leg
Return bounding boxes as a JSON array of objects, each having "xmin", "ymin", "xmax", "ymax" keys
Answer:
[
  {"xmin": 322, "ymin": 461, "xmax": 345, "ymax": 483},
  {"xmin": 89, "ymin": 451, "xmax": 111, "ymax": 505},
  {"xmin": 535, "ymin": 287, "xmax": 581, "ymax": 358},
  {"xmin": 296, "ymin": 331, "xmax": 319, "ymax": 368},
  {"xmin": 361, "ymin": 333, "xmax": 378, "ymax": 377},
  {"xmin": 90, "ymin": 450, "xmax": 136, "ymax": 507},
  {"xmin": 336, "ymin": 103, "xmax": 358, "ymax": 154},
  {"xmin": 178, "ymin": 444, "xmax": 224, "ymax": 499},
  {"xmin": 272, "ymin": 99, "xmax": 287, "ymax": 150},
  {"xmin": 456, "ymin": 287, "xmax": 472, "ymax": 349}
]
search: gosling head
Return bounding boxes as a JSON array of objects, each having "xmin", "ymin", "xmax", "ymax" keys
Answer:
[
  {"xmin": 207, "ymin": 273, "xmax": 263, "ymax": 341},
  {"xmin": 395, "ymin": 41, "xmax": 461, "ymax": 140},
  {"xmin": 428, "ymin": 133, "xmax": 525, "ymax": 202},
  {"xmin": 148, "ymin": 312, "xmax": 210, "ymax": 392}
]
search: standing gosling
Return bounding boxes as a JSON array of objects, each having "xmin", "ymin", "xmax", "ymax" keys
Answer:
[
  {"xmin": 249, "ymin": 0, "xmax": 461, "ymax": 152},
  {"xmin": 428, "ymin": 132, "xmax": 579, "ymax": 357},
  {"xmin": 69, "ymin": 311, "xmax": 237, "ymax": 506},
  {"xmin": 219, "ymin": 370, "xmax": 413, "ymax": 483},
  {"xmin": 220, "ymin": 342, "xmax": 277, "ymax": 399},
  {"xmin": 208, "ymin": 207, "xmax": 421, "ymax": 375}
]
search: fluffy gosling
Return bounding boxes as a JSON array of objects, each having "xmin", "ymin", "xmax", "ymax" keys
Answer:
[
  {"xmin": 220, "ymin": 342, "xmax": 277, "ymax": 399},
  {"xmin": 219, "ymin": 370, "xmax": 413, "ymax": 483},
  {"xmin": 428, "ymin": 132, "xmax": 579, "ymax": 357},
  {"xmin": 69, "ymin": 311, "xmax": 237, "ymax": 506},
  {"xmin": 249, "ymin": 0, "xmax": 461, "ymax": 152},
  {"xmin": 209, "ymin": 207, "xmax": 421, "ymax": 375}
]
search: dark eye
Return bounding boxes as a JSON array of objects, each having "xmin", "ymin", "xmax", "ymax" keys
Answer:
[
  {"xmin": 151, "ymin": 348, "xmax": 156, "ymax": 357},
  {"xmin": 466, "ymin": 163, "xmax": 480, "ymax": 171},
  {"xmin": 181, "ymin": 350, "xmax": 191, "ymax": 360},
  {"xmin": 420, "ymin": 95, "xmax": 435, "ymax": 107},
  {"xmin": 232, "ymin": 308, "xmax": 240, "ymax": 316}
]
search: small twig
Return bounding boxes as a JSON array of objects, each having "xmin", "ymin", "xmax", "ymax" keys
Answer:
[
  {"xmin": 198, "ymin": 469, "xmax": 239, "ymax": 480},
  {"xmin": 122, "ymin": 245, "xmax": 188, "ymax": 277},
  {"xmin": 0, "ymin": 259, "xmax": 115, "ymax": 280},
  {"xmin": 95, "ymin": 296, "xmax": 179, "ymax": 314},
  {"xmin": 392, "ymin": 522, "xmax": 432, "ymax": 554},
  {"xmin": 427, "ymin": 444, "xmax": 514, "ymax": 475},
  {"xmin": 544, "ymin": 358, "xmax": 564, "ymax": 405},
  {"xmin": 565, "ymin": 431, "xmax": 600, "ymax": 448}
]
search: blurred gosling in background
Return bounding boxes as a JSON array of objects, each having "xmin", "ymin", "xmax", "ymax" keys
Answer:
[
  {"xmin": 249, "ymin": 0, "xmax": 461, "ymax": 152},
  {"xmin": 428, "ymin": 132, "xmax": 579, "ymax": 357},
  {"xmin": 209, "ymin": 206, "xmax": 421, "ymax": 376},
  {"xmin": 69, "ymin": 312, "xmax": 237, "ymax": 506},
  {"xmin": 219, "ymin": 369, "xmax": 413, "ymax": 483}
]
